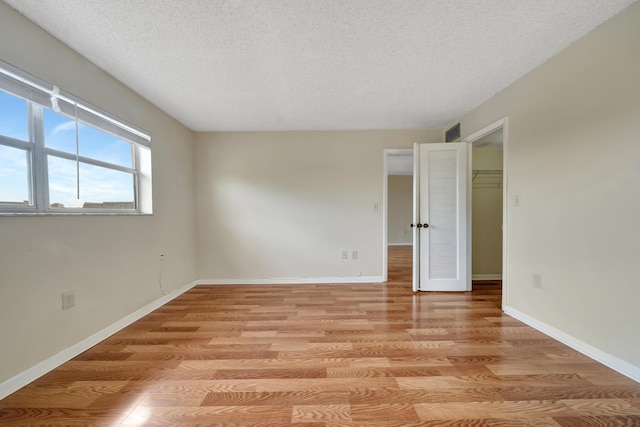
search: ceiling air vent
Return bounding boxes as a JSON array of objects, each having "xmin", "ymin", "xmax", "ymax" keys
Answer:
[{"xmin": 445, "ymin": 123, "xmax": 461, "ymax": 142}]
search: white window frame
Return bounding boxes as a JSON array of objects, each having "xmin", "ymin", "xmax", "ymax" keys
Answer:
[{"xmin": 0, "ymin": 60, "xmax": 152, "ymax": 215}]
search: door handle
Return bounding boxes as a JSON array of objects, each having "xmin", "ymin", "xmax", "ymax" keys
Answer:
[{"xmin": 410, "ymin": 223, "xmax": 429, "ymax": 228}]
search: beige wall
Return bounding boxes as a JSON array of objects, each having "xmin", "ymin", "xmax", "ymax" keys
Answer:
[
  {"xmin": 387, "ymin": 175, "xmax": 413, "ymax": 245},
  {"xmin": 195, "ymin": 130, "xmax": 442, "ymax": 281},
  {"xmin": 472, "ymin": 148, "xmax": 503, "ymax": 276},
  {"xmin": 0, "ymin": 3, "xmax": 197, "ymax": 383},
  {"xmin": 460, "ymin": 2, "xmax": 640, "ymax": 369}
]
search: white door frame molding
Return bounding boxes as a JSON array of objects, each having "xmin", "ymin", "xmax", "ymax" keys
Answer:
[
  {"xmin": 382, "ymin": 148, "xmax": 413, "ymax": 282},
  {"xmin": 462, "ymin": 117, "xmax": 509, "ymax": 309}
]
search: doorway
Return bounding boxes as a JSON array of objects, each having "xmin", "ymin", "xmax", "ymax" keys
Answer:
[
  {"xmin": 463, "ymin": 118, "xmax": 508, "ymax": 306},
  {"xmin": 470, "ymin": 128, "xmax": 503, "ymax": 282},
  {"xmin": 382, "ymin": 149, "xmax": 413, "ymax": 282},
  {"xmin": 383, "ymin": 118, "xmax": 508, "ymax": 303}
]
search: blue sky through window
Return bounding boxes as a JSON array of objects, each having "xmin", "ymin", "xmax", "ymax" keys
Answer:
[
  {"xmin": 48, "ymin": 156, "xmax": 134, "ymax": 208},
  {"xmin": 0, "ymin": 144, "xmax": 30, "ymax": 203},
  {"xmin": 1, "ymin": 90, "xmax": 136, "ymax": 208},
  {"xmin": 0, "ymin": 91, "xmax": 28, "ymax": 141},
  {"xmin": 43, "ymin": 109, "xmax": 133, "ymax": 168},
  {"xmin": 0, "ymin": 91, "xmax": 30, "ymax": 203}
]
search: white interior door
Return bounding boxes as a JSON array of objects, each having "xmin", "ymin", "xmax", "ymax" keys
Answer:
[{"xmin": 412, "ymin": 142, "xmax": 471, "ymax": 292}]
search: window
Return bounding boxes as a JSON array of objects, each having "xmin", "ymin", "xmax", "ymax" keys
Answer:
[{"xmin": 0, "ymin": 60, "xmax": 151, "ymax": 214}]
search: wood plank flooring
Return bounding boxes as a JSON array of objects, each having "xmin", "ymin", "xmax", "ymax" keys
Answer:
[{"xmin": 2, "ymin": 245, "xmax": 639, "ymax": 425}]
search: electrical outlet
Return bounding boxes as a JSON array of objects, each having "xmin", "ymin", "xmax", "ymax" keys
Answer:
[
  {"xmin": 352, "ymin": 250, "xmax": 358, "ymax": 260},
  {"xmin": 342, "ymin": 250, "xmax": 348, "ymax": 260},
  {"xmin": 62, "ymin": 290, "xmax": 75, "ymax": 310},
  {"xmin": 532, "ymin": 273, "xmax": 542, "ymax": 289}
]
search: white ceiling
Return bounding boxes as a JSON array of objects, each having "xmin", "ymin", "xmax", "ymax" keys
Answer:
[{"xmin": 4, "ymin": 0, "xmax": 635, "ymax": 132}]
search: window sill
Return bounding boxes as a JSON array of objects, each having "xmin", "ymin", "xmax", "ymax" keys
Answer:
[{"xmin": 0, "ymin": 211, "xmax": 153, "ymax": 217}]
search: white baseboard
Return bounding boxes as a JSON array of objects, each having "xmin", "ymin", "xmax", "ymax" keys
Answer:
[
  {"xmin": 198, "ymin": 276, "xmax": 384, "ymax": 285},
  {"xmin": 0, "ymin": 280, "xmax": 198, "ymax": 400},
  {"xmin": 388, "ymin": 243, "xmax": 412, "ymax": 247},
  {"xmin": 504, "ymin": 305, "xmax": 640, "ymax": 383},
  {"xmin": 472, "ymin": 274, "xmax": 503, "ymax": 280}
]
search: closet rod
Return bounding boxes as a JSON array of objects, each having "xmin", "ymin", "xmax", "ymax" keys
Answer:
[
  {"xmin": 472, "ymin": 169, "xmax": 503, "ymax": 174},
  {"xmin": 472, "ymin": 169, "xmax": 503, "ymax": 181}
]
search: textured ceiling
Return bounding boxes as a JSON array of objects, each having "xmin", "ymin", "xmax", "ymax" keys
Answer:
[{"xmin": 3, "ymin": 0, "xmax": 636, "ymax": 132}]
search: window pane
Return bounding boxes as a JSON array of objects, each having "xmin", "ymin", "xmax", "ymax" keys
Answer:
[
  {"xmin": 0, "ymin": 90, "xmax": 29, "ymax": 141},
  {"xmin": 0, "ymin": 144, "xmax": 31, "ymax": 205},
  {"xmin": 78, "ymin": 122, "xmax": 134, "ymax": 168},
  {"xmin": 44, "ymin": 108, "xmax": 133, "ymax": 168},
  {"xmin": 43, "ymin": 108, "xmax": 76, "ymax": 154},
  {"xmin": 48, "ymin": 155, "xmax": 135, "ymax": 209}
]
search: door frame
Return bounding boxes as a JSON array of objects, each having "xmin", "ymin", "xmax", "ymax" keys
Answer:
[
  {"xmin": 382, "ymin": 148, "xmax": 413, "ymax": 282},
  {"xmin": 383, "ymin": 117, "xmax": 508, "ymax": 307},
  {"xmin": 462, "ymin": 117, "xmax": 509, "ymax": 309}
]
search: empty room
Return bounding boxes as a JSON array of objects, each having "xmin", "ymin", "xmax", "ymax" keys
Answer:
[{"xmin": 1, "ymin": 1, "xmax": 639, "ymax": 425}]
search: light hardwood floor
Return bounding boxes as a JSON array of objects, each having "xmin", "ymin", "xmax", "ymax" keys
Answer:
[{"xmin": 1, "ymin": 246, "xmax": 639, "ymax": 425}]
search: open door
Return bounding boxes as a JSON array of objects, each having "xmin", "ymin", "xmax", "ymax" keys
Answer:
[{"xmin": 412, "ymin": 142, "xmax": 471, "ymax": 292}]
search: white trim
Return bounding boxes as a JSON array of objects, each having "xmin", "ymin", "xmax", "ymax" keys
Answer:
[
  {"xmin": 383, "ymin": 151, "xmax": 389, "ymax": 282},
  {"xmin": 198, "ymin": 276, "xmax": 384, "ymax": 285},
  {"xmin": 462, "ymin": 118, "xmax": 506, "ymax": 144},
  {"xmin": 504, "ymin": 305, "xmax": 640, "ymax": 383},
  {"xmin": 0, "ymin": 280, "xmax": 198, "ymax": 400},
  {"xmin": 388, "ymin": 243, "xmax": 412, "ymax": 247},
  {"xmin": 501, "ymin": 120, "xmax": 509, "ymax": 310},
  {"xmin": 472, "ymin": 274, "xmax": 502, "ymax": 280}
]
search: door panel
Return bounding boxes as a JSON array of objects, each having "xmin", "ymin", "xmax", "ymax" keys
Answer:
[
  {"xmin": 412, "ymin": 143, "xmax": 470, "ymax": 292},
  {"xmin": 425, "ymin": 149, "xmax": 458, "ymax": 280}
]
